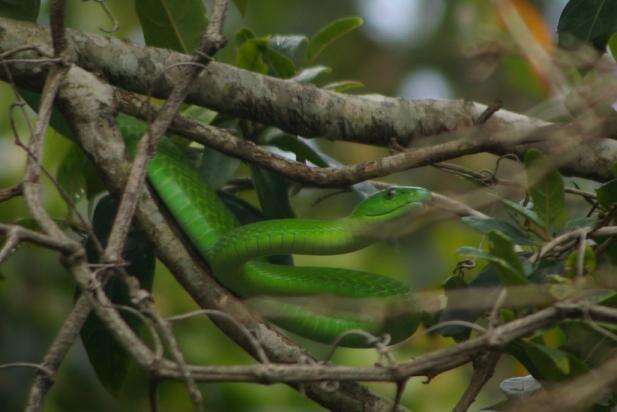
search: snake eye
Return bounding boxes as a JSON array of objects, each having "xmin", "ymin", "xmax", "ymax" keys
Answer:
[{"xmin": 386, "ymin": 188, "xmax": 396, "ymax": 199}]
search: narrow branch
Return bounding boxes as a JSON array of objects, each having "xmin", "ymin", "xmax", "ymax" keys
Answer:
[
  {"xmin": 453, "ymin": 352, "xmax": 501, "ymax": 412},
  {"xmin": 0, "ymin": 183, "xmax": 22, "ymax": 202},
  {"xmin": 118, "ymin": 91, "xmax": 551, "ymax": 187}
]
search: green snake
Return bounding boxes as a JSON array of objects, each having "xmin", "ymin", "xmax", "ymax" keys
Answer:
[{"xmin": 120, "ymin": 115, "xmax": 431, "ymax": 347}]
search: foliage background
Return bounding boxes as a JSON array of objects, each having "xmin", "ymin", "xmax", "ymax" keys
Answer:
[{"xmin": 0, "ymin": 0, "xmax": 581, "ymax": 410}]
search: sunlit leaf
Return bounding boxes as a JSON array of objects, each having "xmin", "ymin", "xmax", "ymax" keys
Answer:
[
  {"xmin": 307, "ymin": 16, "xmax": 363, "ymax": 62},
  {"xmin": 135, "ymin": 0, "xmax": 208, "ymax": 53},
  {"xmin": 324, "ymin": 80, "xmax": 364, "ymax": 93},
  {"xmin": 291, "ymin": 66, "xmax": 332, "ymax": 83},
  {"xmin": 80, "ymin": 196, "xmax": 155, "ymax": 396},
  {"xmin": 269, "ymin": 34, "xmax": 308, "ymax": 58},
  {"xmin": 611, "ymin": 33, "xmax": 617, "ymax": 60},
  {"xmin": 564, "ymin": 245, "xmax": 596, "ymax": 276},
  {"xmin": 524, "ymin": 149, "xmax": 566, "ymax": 232},
  {"xmin": 557, "ymin": 0, "xmax": 617, "ymax": 51},
  {"xmin": 0, "ymin": 0, "xmax": 40, "ymax": 21}
]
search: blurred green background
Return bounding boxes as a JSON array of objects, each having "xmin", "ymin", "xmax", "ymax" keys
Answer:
[{"xmin": 0, "ymin": 0, "xmax": 574, "ymax": 411}]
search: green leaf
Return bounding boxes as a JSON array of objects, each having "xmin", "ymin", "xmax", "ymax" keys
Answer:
[
  {"xmin": 564, "ymin": 245, "xmax": 597, "ymax": 276},
  {"xmin": 250, "ymin": 166, "xmax": 295, "ymax": 220},
  {"xmin": 235, "ymin": 27, "xmax": 256, "ymax": 45},
  {"xmin": 487, "ymin": 231, "xmax": 528, "ymax": 285},
  {"xmin": 135, "ymin": 0, "xmax": 208, "ymax": 53},
  {"xmin": 436, "ymin": 275, "xmax": 472, "ymax": 341},
  {"xmin": 509, "ymin": 341, "xmax": 571, "ymax": 381},
  {"xmin": 291, "ymin": 66, "xmax": 332, "ymax": 83},
  {"xmin": 524, "ymin": 149, "xmax": 566, "ymax": 232},
  {"xmin": 57, "ymin": 143, "xmax": 104, "ymax": 205},
  {"xmin": 232, "ymin": 0, "xmax": 248, "ymax": 16},
  {"xmin": 81, "ymin": 196, "xmax": 155, "ymax": 396},
  {"xmin": 260, "ymin": 129, "xmax": 328, "ymax": 167},
  {"xmin": 596, "ymin": 178, "xmax": 617, "ymax": 208},
  {"xmin": 262, "ymin": 46, "xmax": 296, "ymax": 78},
  {"xmin": 500, "ymin": 198, "xmax": 545, "ymax": 229},
  {"xmin": 557, "ymin": 0, "xmax": 617, "ymax": 51},
  {"xmin": 18, "ymin": 88, "xmax": 74, "ymax": 139},
  {"xmin": 307, "ymin": 16, "xmax": 363, "ymax": 62},
  {"xmin": 461, "ymin": 216, "xmax": 536, "ymax": 246},
  {"xmin": 0, "ymin": 0, "xmax": 40, "ymax": 21},
  {"xmin": 236, "ymin": 38, "xmax": 268, "ymax": 73},
  {"xmin": 561, "ymin": 320, "xmax": 617, "ymax": 367},
  {"xmin": 611, "ymin": 33, "xmax": 617, "ymax": 60},
  {"xmin": 199, "ymin": 148, "xmax": 241, "ymax": 189},
  {"xmin": 324, "ymin": 80, "xmax": 364, "ymax": 93}
]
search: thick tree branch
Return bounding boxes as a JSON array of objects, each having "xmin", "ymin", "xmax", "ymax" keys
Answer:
[
  {"xmin": 2, "ymin": 17, "xmax": 617, "ymax": 181},
  {"xmin": 0, "ymin": 16, "xmax": 544, "ymax": 147}
]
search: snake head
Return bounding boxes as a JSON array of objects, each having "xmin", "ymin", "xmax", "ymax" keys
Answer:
[{"xmin": 350, "ymin": 186, "xmax": 431, "ymax": 221}]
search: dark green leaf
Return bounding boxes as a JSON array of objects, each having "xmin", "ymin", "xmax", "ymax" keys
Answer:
[
  {"xmin": 459, "ymin": 245, "xmax": 525, "ymax": 285},
  {"xmin": 81, "ymin": 196, "xmax": 155, "ymax": 396},
  {"xmin": 508, "ymin": 341, "xmax": 572, "ymax": 381},
  {"xmin": 324, "ymin": 80, "xmax": 364, "ymax": 93},
  {"xmin": 260, "ymin": 129, "xmax": 328, "ymax": 167},
  {"xmin": 291, "ymin": 66, "xmax": 332, "ymax": 83},
  {"xmin": 487, "ymin": 231, "xmax": 528, "ymax": 285},
  {"xmin": 235, "ymin": 27, "xmax": 256, "ymax": 45},
  {"xmin": 199, "ymin": 148, "xmax": 241, "ymax": 189},
  {"xmin": 135, "ymin": 0, "xmax": 208, "ymax": 53},
  {"xmin": 436, "ymin": 275, "xmax": 472, "ymax": 341},
  {"xmin": 557, "ymin": 0, "xmax": 617, "ymax": 51},
  {"xmin": 262, "ymin": 46, "xmax": 296, "ymax": 78},
  {"xmin": 57, "ymin": 143, "xmax": 104, "ymax": 205},
  {"xmin": 596, "ymin": 178, "xmax": 617, "ymax": 208},
  {"xmin": 232, "ymin": 0, "xmax": 248, "ymax": 16},
  {"xmin": 250, "ymin": 166, "xmax": 295, "ymax": 220},
  {"xmin": 563, "ymin": 216, "xmax": 597, "ymax": 231},
  {"xmin": 524, "ymin": 149, "xmax": 566, "ymax": 232},
  {"xmin": 18, "ymin": 88, "xmax": 73, "ymax": 139},
  {"xmin": 461, "ymin": 216, "xmax": 535, "ymax": 245},
  {"xmin": 0, "ymin": 0, "xmax": 40, "ymax": 21},
  {"xmin": 500, "ymin": 198, "xmax": 545, "ymax": 229},
  {"xmin": 561, "ymin": 320, "xmax": 617, "ymax": 367},
  {"xmin": 611, "ymin": 33, "xmax": 617, "ymax": 59},
  {"xmin": 236, "ymin": 38, "xmax": 268, "ymax": 73},
  {"xmin": 307, "ymin": 16, "xmax": 363, "ymax": 62}
]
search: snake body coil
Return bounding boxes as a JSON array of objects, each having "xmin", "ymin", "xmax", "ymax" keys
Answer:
[{"xmin": 121, "ymin": 116, "xmax": 430, "ymax": 347}]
